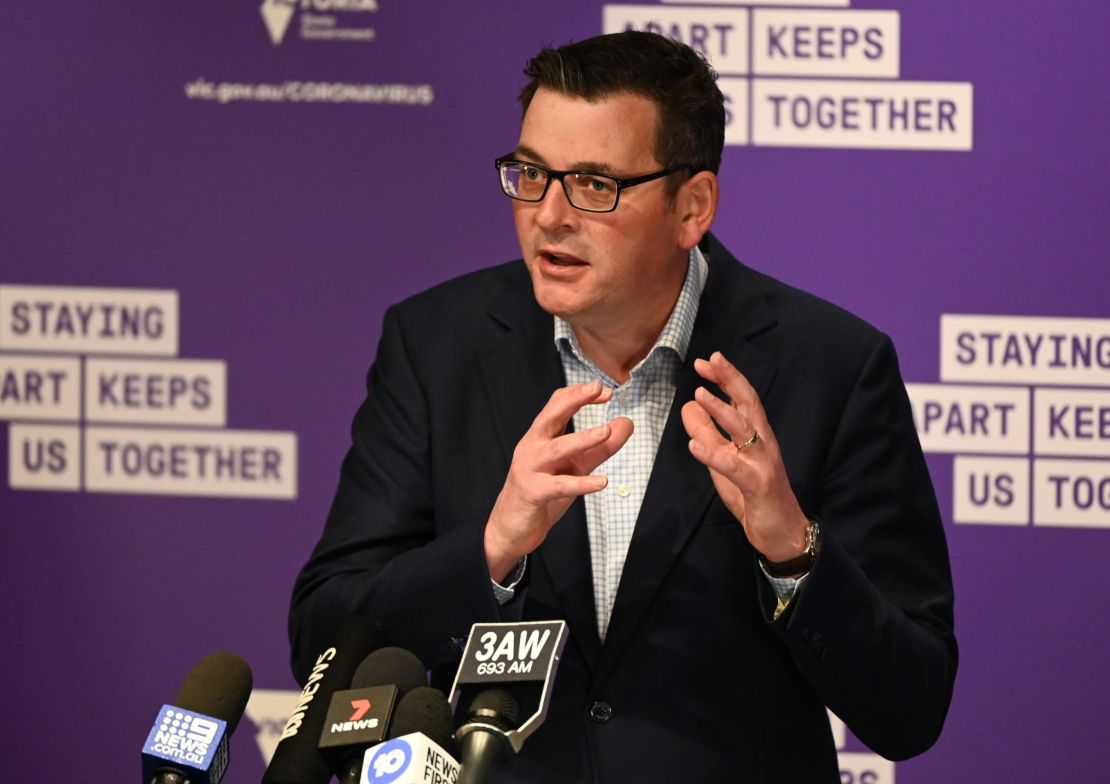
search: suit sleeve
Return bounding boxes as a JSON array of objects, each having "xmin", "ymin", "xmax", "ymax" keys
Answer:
[
  {"xmin": 288, "ymin": 304, "xmax": 503, "ymax": 684},
  {"xmin": 760, "ymin": 332, "xmax": 958, "ymax": 761}
]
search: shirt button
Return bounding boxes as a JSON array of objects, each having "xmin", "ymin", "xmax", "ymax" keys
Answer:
[
  {"xmin": 618, "ymin": 392, "xmax": 629, "ymax": 405},
  {"xmin": 589, "ymin": 700, "xmax": 612, "ymax": 723},
  {"xmin": 616, "ymin": 484, "xmax": 631, "ymax": 497}
]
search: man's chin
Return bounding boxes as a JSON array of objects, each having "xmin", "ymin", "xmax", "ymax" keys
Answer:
[{"xmin": 530, "ymin": 283, "xmax": 588, "ymax": 323}]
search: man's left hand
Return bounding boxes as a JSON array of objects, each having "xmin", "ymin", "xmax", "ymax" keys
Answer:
[{"xmin": 680, "ymin": 351, "xmax": 809, "ymax": 564}]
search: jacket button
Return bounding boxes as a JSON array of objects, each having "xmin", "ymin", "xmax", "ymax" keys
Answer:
[{"xmin": 589, "ymin": 700, "xmax": 613, "ymax": 723}]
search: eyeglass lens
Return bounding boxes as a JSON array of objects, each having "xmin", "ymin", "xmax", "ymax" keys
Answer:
[{"xmin": 500, "ymin": 163, "xmax": 619, "ymax": 212}]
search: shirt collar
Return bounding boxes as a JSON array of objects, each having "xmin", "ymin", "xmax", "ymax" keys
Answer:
[{"xmin": 553, "ymin": 245, "xmax": 708, "ymax": 368}]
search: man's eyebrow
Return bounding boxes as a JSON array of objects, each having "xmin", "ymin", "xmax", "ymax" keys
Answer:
[
  {"xmin": 570, "ymin": 160, "xmax": 617, "ymax": 175},
  {"xmin": 513, "ymin": 145, "xmax": 548, "ymax": 165},
  {"xmin": 513, "ymin": 145, "xmax": 617, "ymax": 175}
]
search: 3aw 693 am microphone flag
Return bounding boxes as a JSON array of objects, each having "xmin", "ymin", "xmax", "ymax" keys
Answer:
[{"xmin": 448, "ymin": 621, "xmax": 568, "ymax": 783}]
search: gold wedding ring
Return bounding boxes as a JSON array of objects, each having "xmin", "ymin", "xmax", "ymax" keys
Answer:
[{"xmin": 734, "ymin": 431, "xmax": 759, "ymax": 452}]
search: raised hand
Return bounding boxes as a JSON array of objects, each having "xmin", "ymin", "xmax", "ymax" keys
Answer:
[
  {"xmin": 485, "ymin": 380, "xmax": 634, "ymax": 581},
  {"xmin": 680, "ymin": 351, "xmax": 809, "ymax": 565}
]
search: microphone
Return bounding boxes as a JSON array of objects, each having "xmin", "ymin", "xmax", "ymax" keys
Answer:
[
  {"xmin": 359, "ymin": 688, "xmax": 460, "ymax": 784},
  {"xmin": 361, "ymin": 733, "xmax": 460, "ymax": 784},
  {"xmin": 318, "ymin": 646, "xmax": 428, "ymax": 784},
  {"xmin": 448, "ymin": 620, "xmax": 567, "ymax": 751},
  {"xmin": 389, "ymin": 687, "xmax": 456, "ymax": 753},
  {"xmin": 454, "ymin": 690, "xmax": 519, "ymax": 784},
  {"xmin": 263, "ymin": 614, "xmax": 388, "ymax": 784},
  {"xmin": 140, "ymin": 651, "xmax": 253, "ymax": 784}
]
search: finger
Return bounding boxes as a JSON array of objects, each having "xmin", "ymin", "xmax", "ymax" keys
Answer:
[
  {"xmin": 532, "ymin": 381, "xmax": 612, "ymax": 439},
  {"xmin": 708, "ymin": 351, "xmax": 761, "ymax": 411},
  {"xmin": 542, "ymin": 420, "xmax": 619, "ymax": 469},
  {"xmin": 704, "ymin": 352, "xmax": 778, "ymax": 446},
  {"xmin": 693, "ymin": 357, "xmax": 721, "ymax": 386},
  {"xmin": 693, "ymin": 386, "xmax": 756, "ymax": 446},
  {"xmin": 529, "ymin": 471, "xmax": 609, "ymax": 502},
  {"xmin": 681, "ymin": 399, "xmax": 732, "ymax": 453},
  {"xmin": 683, "ymin": 399, "xmax": 760, "ymax": 478},
  {"xmin": 687, "ymin": 434, "xmax": 748, "ymax": 479},
  {"xmin": 571, "ymin": 416, "xmax": 634, "ymax": 474}
]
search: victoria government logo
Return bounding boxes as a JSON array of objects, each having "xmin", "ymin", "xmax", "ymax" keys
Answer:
[
  {"xmin": 604, "ymin": 0, "xmax": 973, "ymax": 151},
  {"xmin": 261, "ymin": 0, "xmax": 379, "ymax": 45}
]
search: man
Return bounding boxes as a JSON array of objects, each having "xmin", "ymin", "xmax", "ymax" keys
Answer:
[{"xmin": 291, "ymin": 31, "xmax": 956, "ymax": 783}]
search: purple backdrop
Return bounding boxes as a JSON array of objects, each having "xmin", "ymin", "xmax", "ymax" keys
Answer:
[{"xmin": 3, "ymin": 0, "xmax": 1108, "ymax": 781}]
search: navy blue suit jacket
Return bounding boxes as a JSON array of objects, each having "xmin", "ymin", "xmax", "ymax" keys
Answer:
[{"xmin": 290, "ymin": 234, "xmax": 957, "ymax": 783}]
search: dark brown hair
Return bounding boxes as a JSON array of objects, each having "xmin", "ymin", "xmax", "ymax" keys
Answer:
[{"xmin": 518, "ymin": 30, "xmax": 725, "ymax": 186}]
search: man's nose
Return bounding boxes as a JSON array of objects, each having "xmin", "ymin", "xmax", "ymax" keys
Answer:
[{"xmin": 534, "ymin": 177, "xmax": 578, "ymax": 232}]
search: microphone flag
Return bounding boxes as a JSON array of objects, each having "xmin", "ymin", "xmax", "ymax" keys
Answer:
[
  {"xmin": 361, "ymin": 733, "xmax": 460, "ymax": 784},
  {"xmin": 448, "ymin": 620, "xmax": 568, "ymax": 752},
  {"xmin": 141, "ymin": 705, "xmax": 229, "ymax": 784}
]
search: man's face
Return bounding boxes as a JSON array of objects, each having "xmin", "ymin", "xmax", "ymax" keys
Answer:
[{"xmin": 512, "ymin": 88, "xmax": 691, "ymax": 339}]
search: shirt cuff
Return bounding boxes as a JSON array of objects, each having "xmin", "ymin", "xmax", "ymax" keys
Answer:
[
  {"xmin": 759, "ymin": 562, "xmax": 810, "ymax": 621},
  {"xmin": 490, "ymin": 555, "xmax": 528, "ymax": 606}
]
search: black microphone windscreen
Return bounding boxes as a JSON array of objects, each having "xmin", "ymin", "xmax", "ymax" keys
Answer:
[
  {"xmin": 389, "ymin": 687, "xmax": 456, "ymax": 754},
  {"xmin": 173, "ymin": 651, "xmax": 253, "ymax": 734},
  {"xmin": 466, "ymin": 689, "xmax": 519, "ymax": 731},
  {"xmin": 262, "ymin": 614, "xmax": 387, "ymax": 784},
  {"xmin": 455, "ymin": 690, "xmax": 520, "ymax": 784},
  {"xmin": 350, "ymin": 646, "xmax": 427, "ymax": 694}
]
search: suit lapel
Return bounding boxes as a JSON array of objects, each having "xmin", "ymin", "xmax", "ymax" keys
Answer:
[
  {"xmin": 478, "ymin": 277, "xmax": 603, "ymax": 669},
  {"xmin": 594, "ymin": 236, "xmax": 779, "ymax": 683},
  {"xmin": 475, "ymin": 239, "xmax": 781, "ymax": 678}
]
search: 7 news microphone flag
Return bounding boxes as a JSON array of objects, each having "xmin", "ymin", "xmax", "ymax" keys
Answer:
[
  {"xmin": 263, "ymin": 614, "xmax": 388, "ymax": 784},
  {"xmin": 318, "ymin": 646, "xmax": 428, "ymax": 784}
]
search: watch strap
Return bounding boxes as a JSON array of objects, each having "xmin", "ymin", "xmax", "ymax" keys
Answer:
[{"xmin": 758, "ymin": 519, "xmax": 821, "ymax": 579}]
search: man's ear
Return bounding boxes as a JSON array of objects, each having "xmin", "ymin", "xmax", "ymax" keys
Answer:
[{"xmin": 675, "ymin": 170, "xmax": 719, "ymax": 250}]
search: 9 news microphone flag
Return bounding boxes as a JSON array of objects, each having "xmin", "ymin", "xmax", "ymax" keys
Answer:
[{"xmin": 140, "ymin": 651, "xmax": 252, "ymax": 784}]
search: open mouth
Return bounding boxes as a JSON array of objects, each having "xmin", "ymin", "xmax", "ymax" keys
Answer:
[{"xmin": 541, "ymin": 251, "xmax": 587, "ymax": 266}]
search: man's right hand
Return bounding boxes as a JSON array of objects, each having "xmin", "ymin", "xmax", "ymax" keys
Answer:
[{"xmin": 484, "ymin": 380, "xmax": 634, "ymax": 582}]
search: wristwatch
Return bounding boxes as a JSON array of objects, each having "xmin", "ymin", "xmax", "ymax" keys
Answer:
[{"xmin": 758, "ymin": 519, "xmax": 821, "ymax": 578}]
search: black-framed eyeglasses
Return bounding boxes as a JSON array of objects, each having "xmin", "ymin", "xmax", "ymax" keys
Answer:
[{"xmin": 495, "ymin": 157, "xmax": 695, "ymax": 213}]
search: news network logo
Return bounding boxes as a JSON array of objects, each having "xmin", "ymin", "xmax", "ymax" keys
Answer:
[
  {"xmin": 143, "ymin": 706, "xmax": 227, "ymax": 770},
  {"xmin": 329, "ymin": 697, "xmax": 381, "ymax": 734},
  {"xmin": 362, "ymin": 738, "xmax": 414, "ymax": 784},
  {"xmin": 158, "ymin": 709, "xmax": 218, "ymax": 750}
]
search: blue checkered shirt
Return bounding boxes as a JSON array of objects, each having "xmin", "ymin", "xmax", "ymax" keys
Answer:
[
  {"xmin": 556, "ymin": 247, "xmax": 707, "ymax": 639},
  {"xmin": 492, "ymin": 247, "xmax": 803, "ymax": 635}
]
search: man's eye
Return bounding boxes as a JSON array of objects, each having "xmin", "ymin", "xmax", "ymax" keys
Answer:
[
  {"xmin": 581, "ymin": 176, "xmax": 615, "ymax": 193},
  {"xmin": 522, "ymin": 166, "xmax": 544, "ymax": 181}
]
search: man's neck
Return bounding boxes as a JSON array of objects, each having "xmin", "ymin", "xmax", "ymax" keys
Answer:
[
  {"xmin": 562, "ymin": 248, "xmax": 696, "ymax": 385},
  {"xmin": 572, "ymin": 316, "xmax": 668, "ymax": 385}
]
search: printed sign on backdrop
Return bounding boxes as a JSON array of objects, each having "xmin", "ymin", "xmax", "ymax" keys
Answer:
[
  {"xmin": 0, "ymin": 284, "xmax": 298, "ymax": 500},
  {"xmin": 604, "ymin": 0, "xmax": 973, "ymax": 150},
  {"xmin": 908, "ymin": 315, "xmax": 1110, "ymax": 528}
]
